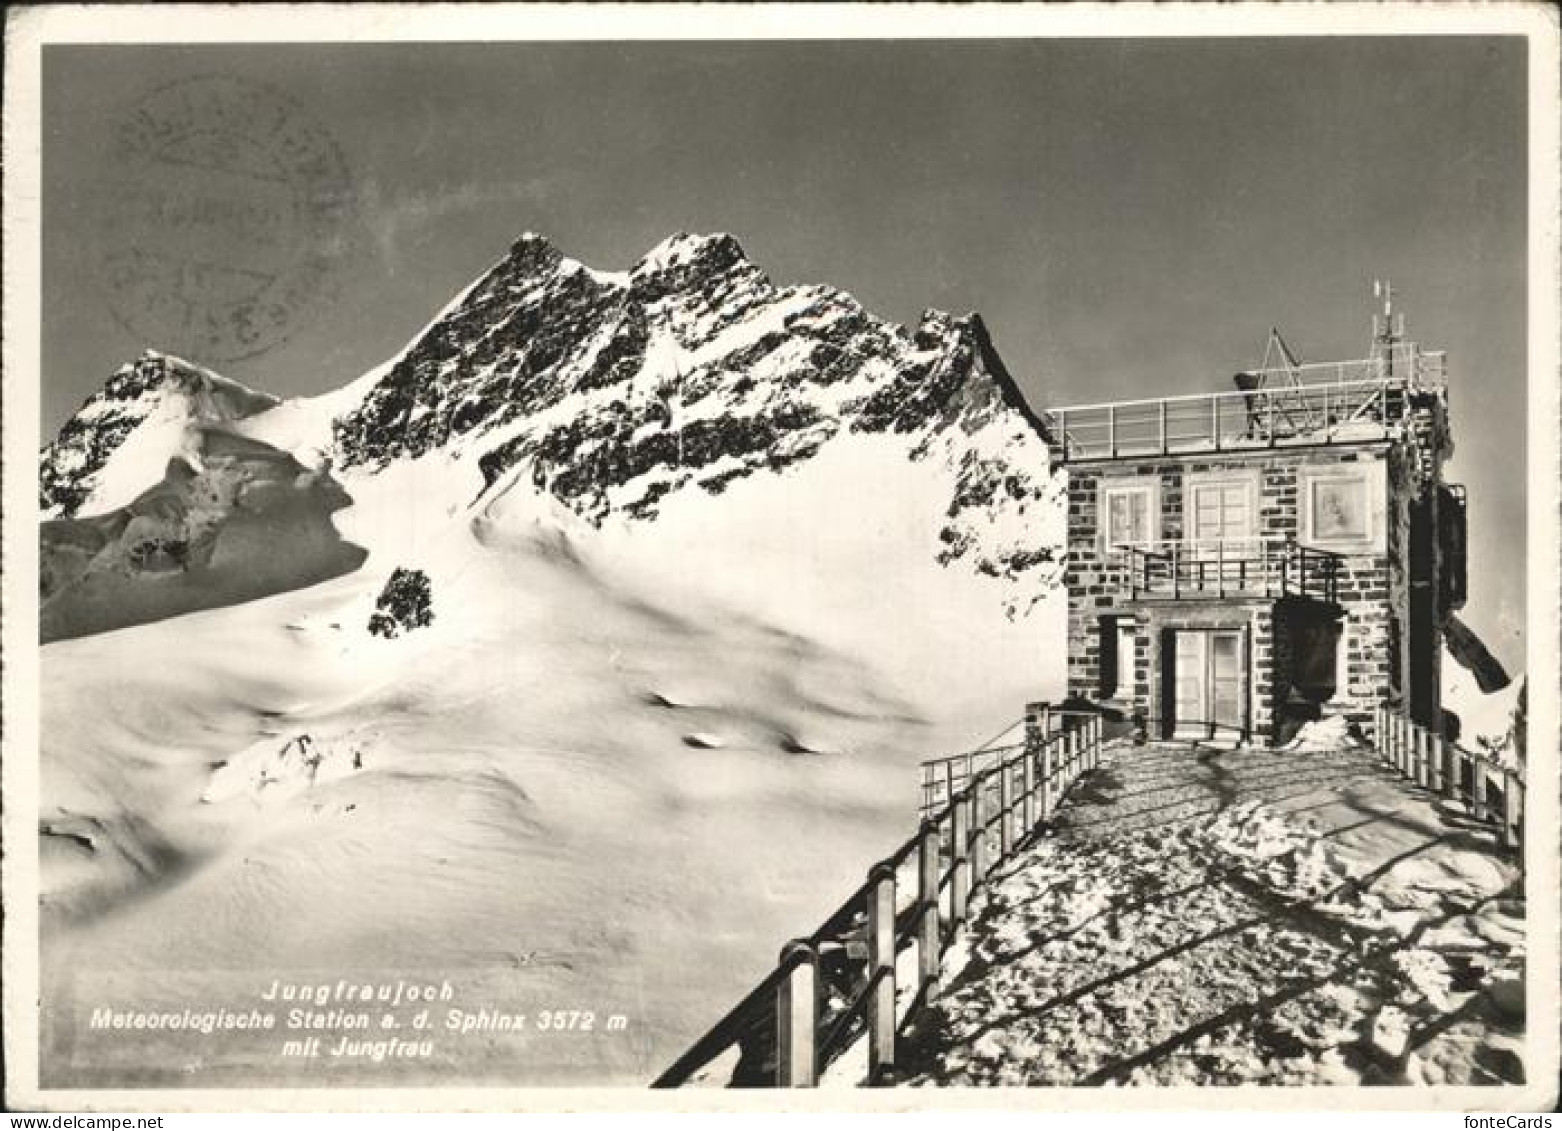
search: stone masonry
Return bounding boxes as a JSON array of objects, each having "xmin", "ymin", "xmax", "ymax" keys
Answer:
[{"xmin": 1057, "ymin": 386, "xmax": 1456, "ymax": 744}]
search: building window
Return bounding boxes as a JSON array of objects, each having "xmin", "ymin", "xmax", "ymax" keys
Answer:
[
  {"xmin": 1301, "ymin": 463, "xmax": 1384, "ymax": 550},
  {"xmin": 1185, "ymin": 470, "xmax": 1260, "ymax": 547},
  {"xmin": 1100, "ymin": 479, "xmax": 1158, "ymax": 549}
]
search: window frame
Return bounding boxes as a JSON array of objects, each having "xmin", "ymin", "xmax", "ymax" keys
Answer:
[
  {"xmin": 1097, "ymin": 476, "xmax": 1161, "ymax": 552},
  {"xmin": 1182, "ymin": 469, "xmax": 1261, "ymax": 549},
  {"xmin": 1300, "ymin": 462, "xmax": 1385, "ymax": 552}
]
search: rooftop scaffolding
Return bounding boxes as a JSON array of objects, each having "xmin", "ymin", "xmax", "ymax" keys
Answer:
[{"xmin": 1044, "ymin": 344, "xmax": 1446, "ymax": 464}]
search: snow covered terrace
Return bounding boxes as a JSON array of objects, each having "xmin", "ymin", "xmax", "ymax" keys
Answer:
[{"xmin": 1043, "ymin": 345, "xmax": 1447, "ymax": 464}]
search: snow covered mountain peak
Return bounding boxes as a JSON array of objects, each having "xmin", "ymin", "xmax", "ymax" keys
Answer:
[
  {"xmin": 632, "ymin": 231, "xmax": 754, "ymax": 281},
  {"xmin": 40, "ymin": 350, "xmax": 278, "ymax": 519},
  {"xmin": 319, "ymin": 231, "xmax": 1061, "ymax": 606}
]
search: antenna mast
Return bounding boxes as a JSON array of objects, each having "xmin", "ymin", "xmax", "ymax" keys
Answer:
[{"xmin": 1371, "ymin": 278, "xmax": 1406, "ymax": 377}]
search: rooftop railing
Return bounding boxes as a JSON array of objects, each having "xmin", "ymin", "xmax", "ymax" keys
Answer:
[{"xmin": 1045, "ymin": 349, "xmax": 1446, "ymax": 463}]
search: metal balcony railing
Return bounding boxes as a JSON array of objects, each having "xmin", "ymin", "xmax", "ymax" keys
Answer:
[
  {"xmin": 1115, "ymin": 538, "xmax": 1344, "ymax": 603},
  {"xmin": 1044, "ymin": 348, "xmax": 1446, "ymax": 463}
]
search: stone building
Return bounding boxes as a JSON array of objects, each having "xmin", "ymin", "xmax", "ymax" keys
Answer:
[{"xmin": 1042, "ymin": 294, "xmax": 1466, "ymax": 744}]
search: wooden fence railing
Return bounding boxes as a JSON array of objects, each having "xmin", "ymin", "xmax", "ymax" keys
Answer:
[
  {"xmin": 652, "ymin": 709, "xmax": 1107, "ymax": 1088},
  {"xmin": 1373, "ymin": 705, "xmax": 1524, "ymax": 861}
]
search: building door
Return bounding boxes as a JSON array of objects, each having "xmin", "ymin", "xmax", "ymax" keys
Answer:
[
  {"xmin": 1098, "ymin": 615, "xmax": 1139, "ymax": 701},
  {"xmin": 1171, "ymin": 629, "xmax": 1244, "ymax": 738}
]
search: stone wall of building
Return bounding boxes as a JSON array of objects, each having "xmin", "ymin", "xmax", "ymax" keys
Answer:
[{"xmin": 1062, "ymin": 442, "xmax": 1419, "ymax": 741}]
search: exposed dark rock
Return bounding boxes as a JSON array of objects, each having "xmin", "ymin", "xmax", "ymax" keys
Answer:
[{"xmin": 368, "ymin": 567, "xmax": 435, "ymax": 639}]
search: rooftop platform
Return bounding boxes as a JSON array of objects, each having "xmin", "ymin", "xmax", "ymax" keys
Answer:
[{"xmin": 1045, "ymin": 345, "xmax": 1446, "ymax": 464}]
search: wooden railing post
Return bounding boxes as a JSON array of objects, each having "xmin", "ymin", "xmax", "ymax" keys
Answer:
[
  {"xmin": 917, "ymin": 823, "xmax": 941, "ymax": 992},
  {"xmin": 951, "ymin": 795, "xmax": 971, "ymax": 927},
  {"xmin": 1415, "ymin": 725, "xmax": 1430, "ymax": 789},
  {"xmin": 1472, "ymin": 759, "xmax": 1489, "ymax": 823},
  {"xmin": 776, "ymin": 941, "xmax": 818, "ymax": 1087},
  {"xmin": 1502, "ymin": 773, "xmax": 1521, "ymax": 853},
  {"xmin": 867, "ymin": 862, "xmax": 897, "ymax": 1084},
  {"xmin": 1442, "ymin": 735, "xmax": 1458, "ymax": 802},
  {"xmin": 970, "ymin": 775, "xmax": 989, "ymax": 886},
  {"xmin": 1039, "ymin": 734, "xmax": 1054, "ymax": 822},
  {"xmin": 999, "ymin": 759, "xmax": 1015, "ymax": 859},
  {"xmin": 1022, "ymin": 746, "xmax": 1036, "ymax": 832}
]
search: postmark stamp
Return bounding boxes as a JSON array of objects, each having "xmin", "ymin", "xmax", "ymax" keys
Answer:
[{"xmin": 98, "ymin": 74, "xmax": 354, "ymax": 363}]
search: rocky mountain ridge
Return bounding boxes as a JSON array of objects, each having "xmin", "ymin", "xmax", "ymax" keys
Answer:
[
  {"xmin": 330, "ymin": 231, "xmax": 1060, "ymax": 595},
  {"xmin": 43, "ymin": 232, "xmax": 1064, "ymax": 632}
]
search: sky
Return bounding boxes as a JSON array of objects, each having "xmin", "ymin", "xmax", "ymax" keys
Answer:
[{"xmin": 40, "ymin": 37, "xmax": 1529, "ymax": 669}]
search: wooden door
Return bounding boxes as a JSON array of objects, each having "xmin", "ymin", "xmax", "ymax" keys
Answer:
[
  {"xmin": 1209, "ymin": 630, "xmax": 1243, "ymax": 730},
  {"xmin": 1171, "ymin": 629, "xmax": 1244, "ymax": 738},
  {"xmin": 1172, "ymin": 630, "xmax": 1206, "ymax": 736}
]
